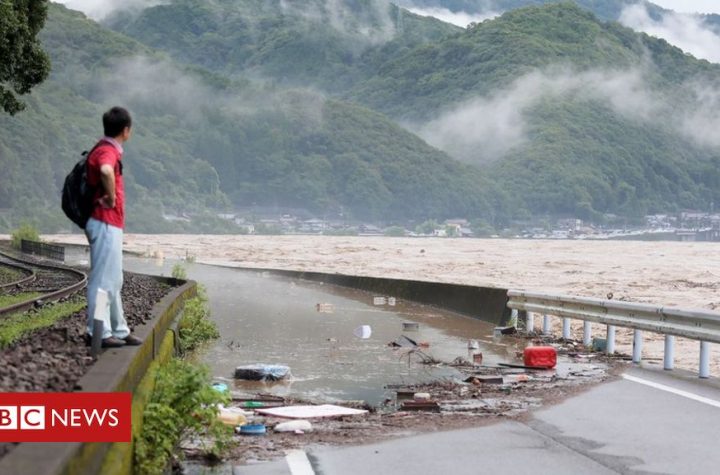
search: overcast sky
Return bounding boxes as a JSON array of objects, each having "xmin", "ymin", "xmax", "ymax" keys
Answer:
[{"xmin": 651, "ymin": 0, "xmax": 720, "ymax": 14}]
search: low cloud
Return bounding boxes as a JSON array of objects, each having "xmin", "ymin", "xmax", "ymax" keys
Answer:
[
  {"xmin": 56, "ymin": 0, "xmax": 169, "ymax": 21},
  {"xmin": 416, "ymin": 68, "xmax": 658, "ymax": 163},
  {"xmin": 405, "ymin": 6, "xmax": 499, "ymax": 27},
  {"xmin": 279, "ymin": 0, "xmax": 396, "ymax": 44},
  {"xmin": 680, "ymin": 81, "xmax": 720, "ymax": 147},
  {"xmin": 620, "ymin": 4, "xmax": 720, "ymax": 63},
  {"xmin": 98, "ymin": 56, "xmax": 326, "ymax": 126}
]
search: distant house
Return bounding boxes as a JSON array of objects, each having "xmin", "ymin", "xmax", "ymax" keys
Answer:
[
  {"xmin": 433, "ymin": 228, "xmax": 447, "ymax": 237},
  {"xmin": 358, "ymin": 224, "xmax": 383, "ymax": 236},
  {"xmin": 304, "ymin": 219, "xmax": 328, "ymax": 232},
  {"xmin": 163, "ymin": 213, "xmax": 191, "ymax": 223},
  {"xmin": 459, "ymin": 227, "xmax": 474, "ymax": 237},
  {"xmin": 676, "ymin": 231, "xmax": 697, "ymax": 242},
  {"xmin": 557, "ymin": 218, "xmax": 582, "ymax": 231},
  {"xmin": 445, "ymin": 219, "xmax": 469, "ymax": 227}
]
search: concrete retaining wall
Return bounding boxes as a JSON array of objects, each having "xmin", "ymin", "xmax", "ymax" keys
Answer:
[
  {"xmin": 0, "ymin": 277, "xmax": 196, "ymax": 475},
  {"xmin": 235, "ymin": 267, "xmax": 511, "ymax": 326}
]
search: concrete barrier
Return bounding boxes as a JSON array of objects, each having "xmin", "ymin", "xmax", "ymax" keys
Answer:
[
  {"xmin": 0, "ymin": 277, "xmax": 196, "ymax": 475},
  {"xmin": 235, "ymin": 267, "xmax": 511, "ymax": 326}
]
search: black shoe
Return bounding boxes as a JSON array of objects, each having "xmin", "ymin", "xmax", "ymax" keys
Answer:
[
  {"xmin": 123, "ymin": 334, "xmax": 143, "ymax": 346},
  {"xmin": 101, "ymin": 337, "xmax": 126, "ymax": 348}
]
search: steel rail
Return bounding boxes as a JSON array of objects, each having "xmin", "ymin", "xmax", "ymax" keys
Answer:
[
  {"xmin": 0, "ymin": 249, "xmax": 87, "ymax": 317},
  {"xmin": 0, "ymin": 258, "xmax": 36, "ymax": 290},
  {"xmin": 508, "ymin": 289, "xmax": 720, "ymax": 378}
]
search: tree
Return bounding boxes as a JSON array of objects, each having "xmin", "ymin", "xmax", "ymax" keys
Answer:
[{"xmin": 0, "ymin": 0, "xmax": 51, "ymax": 114}]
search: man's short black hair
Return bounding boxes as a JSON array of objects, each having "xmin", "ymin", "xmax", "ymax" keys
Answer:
[{"xmin": 103, "ymin": 106, "xmax": 132, "ymax": 138}]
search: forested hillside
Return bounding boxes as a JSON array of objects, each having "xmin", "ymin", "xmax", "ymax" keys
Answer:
[
  {"xmin": 2, "ymin": 1, "xmax": 720, "ymax": 232},
  {"xmin": 0, "ymin": 3, "xmax": 496, "ymax": 232},
  {"xmin": 109, "ymin": 0, "xmax": 460, "ymax": 93},
  {"xmin": 109, "ymin": 1, "xmax": 720, "ymax": 220}
]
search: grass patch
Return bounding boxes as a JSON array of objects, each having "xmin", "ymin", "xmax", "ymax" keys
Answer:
[
  {"xmin": 0, "ymin": 266, "xmax": 23, "ymax": 286},
  {"xmin": 177, "ymin": 286, "xmax": 219, "ymax": 354},
  {"xmin": 0, "ymin": 292, "xmax": 43, "ymax": 308},
  {"xmin": 0, "ymin": 298, "xmax": 86, "ymax": 348},
  {"xmin": 134, "ymin": 360, "xmax": 232, "ymax": 474},
  {"xmin": 10, "ymin": 223, "xmax": 40, "ymax": 249}
]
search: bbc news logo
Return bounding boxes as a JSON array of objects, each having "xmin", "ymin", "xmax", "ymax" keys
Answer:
[{"xmin": 0, "ymin": 393, "xmax": 131, "ymax": 442}]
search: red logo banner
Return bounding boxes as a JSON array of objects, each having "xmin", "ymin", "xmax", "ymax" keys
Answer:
[{"xmin": 0, "ymin": 393, "xmax": 131, "ymax": 442}]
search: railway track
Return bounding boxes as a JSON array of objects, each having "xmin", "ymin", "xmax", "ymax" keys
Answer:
[{"xmin": 0, "ymin": 249, "xmax": 87, "ymax": 317}]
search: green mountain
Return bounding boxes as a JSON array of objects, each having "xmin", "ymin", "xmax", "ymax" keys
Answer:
[
  {"xmin": 347, "ymin": 3, "xmax": 720, "ymax": 217},
  {"xmin": 3, "ymin": 1, "xmax": 720, "ymax": 232},
  {"xmin": 109, "ymin": 0, "xmax": 720, "ymax": 220},
  {"xmin": 349, "ymin": 3, "xmax": 718, "ymax": 119},
  {"xmin": 0, "ymin": 3, "xmax": 495, "ymax": 232},
  {"xmin": 108, "ymin": 0, "xmax": 460, "ymax": 93}
]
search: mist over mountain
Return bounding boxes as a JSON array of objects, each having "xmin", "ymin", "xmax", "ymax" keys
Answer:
[
  {"xmin": 0, "ymin": 2, "xmax": 494, "ymax": 232},
  {"xmin": 2, "ymin": 1, "xmax": 720, "ymax": 232}
]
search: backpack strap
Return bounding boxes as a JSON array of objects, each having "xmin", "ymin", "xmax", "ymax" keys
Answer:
[{"xmin": 83, "ymin": 142, "xmax": 123, "ymax": 176}]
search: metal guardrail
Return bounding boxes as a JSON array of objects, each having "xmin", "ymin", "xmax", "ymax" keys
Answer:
[
  {"xmin": 21, "ymin": 239, "xmax": 65, "ymax": 261},
  {"xmin": 507, "ymin": 289, "xmax": 720, "ymax": 379}
]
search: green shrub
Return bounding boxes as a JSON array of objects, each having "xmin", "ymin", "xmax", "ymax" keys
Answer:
[
  {"xmin": 10, "ymin": 223, "xmax": 40, "ymax": 249},
  {"xmin": 134, "ymin": 359, "xmax": 232, "ymax": 474},
  {"xmin": 177, "ymin": 287, "xmax": 219, "ymax": 354},
  {"xmin": 171, "ymin": 263, "xmax": 187, "ymax": 280}
]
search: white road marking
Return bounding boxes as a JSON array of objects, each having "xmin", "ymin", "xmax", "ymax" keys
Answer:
[
  {"xmin": 285, "ymin": 449, "xmax": 315, "ymax": 475},
  {"xmin": 622, "ymin": 374, "xmax": 720, "ymax": 408}
]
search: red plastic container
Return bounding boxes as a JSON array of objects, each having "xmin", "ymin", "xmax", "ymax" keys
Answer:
[{"xmin": 523, "ymin": 346, "xmax": 557, "ymax": 369}]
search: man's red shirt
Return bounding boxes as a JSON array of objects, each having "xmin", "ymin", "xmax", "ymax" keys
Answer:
[{"xmin": 87, "ymin": 139, "xmax": 125, "ymax": 229}]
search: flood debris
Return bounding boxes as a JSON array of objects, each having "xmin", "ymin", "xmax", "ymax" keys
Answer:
[
  {"xmin": 234, "ymin": 364, "xmax": 291, "ymax": 381},
  {"xmin": 523, "ymin": 346, "xmax": 557, "ymax": 369},
  {"xmin": 465, "ymin": 375, "xmax": 503, "ymax": 385},
  {"xmin": 400, "ymin": 400, "xmax": 441, "ymax": 412},
  {"xmin": 388, "ymin": 335, "xmax": 418, "ymax": 348},
  {"xmin": 353, "ymin": 325, "xmax": 372, "ymax": 339},
  {"xmin": 218, "ymin": 406, "xmax": 249, "ymax": 426},
  {"xmin": 237, "ymin": 424, "xmax": 266, "ymax": 436},
  {"xmin": 494, "ymin": 326, "xmax": 517, "ymax": 336},
  {"xmin": 256, "ymin": 404, "xmax": 369, "ymax": 419},
  {"xmin": 316, "ymin": 303, "xmax": 335, "ymax": 313},
  {"xmin": 402, "ymin": 322, "xmax": 419, "ymax": 331},
  {"xmin": 274, "ymin": 420, "xmax": 313, "ymax": 433}
]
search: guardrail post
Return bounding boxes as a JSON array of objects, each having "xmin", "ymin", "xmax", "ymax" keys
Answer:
[
  {"xmin": 664, "ymin": 335, "xmax": 675, "ymax": 370},
  {"xmin": 632, "ymin": 330, "xmax": 643, "ymax": 364},
  {"xmin": 542, "ymin": 314, "xmax": 551, "ymax": 335},
  {"xmin": 699, "ymin": 341, "xmax": 710, "ymax": 379},
  {"xmin": 606, "ymin": 325, "xmax": 616, "ymax": 354},
  {"xmin": 526, "ymin": 311, "xmax": 534, "ymax": 334},
  {"xmin": 583, "ymin": 321, "xmax": 592, "ymax": 346},
  {"xmin": 562, "ymin": 318, "xmax": 571, "ymax": 340}
]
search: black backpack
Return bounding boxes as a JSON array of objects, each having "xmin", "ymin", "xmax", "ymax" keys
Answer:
[{"xmin": 61, "ymin": 147, "xmax": 98, "ymax": 230}]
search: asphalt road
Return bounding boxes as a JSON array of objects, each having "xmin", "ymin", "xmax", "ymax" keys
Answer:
[{"xmin": 236, "ymin": 365, "xmax": 720, "ymax": 475}]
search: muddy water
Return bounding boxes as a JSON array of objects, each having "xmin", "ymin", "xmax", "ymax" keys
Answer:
[{"xmin": 123, "ymin": 257, "xmax": 517, "ymax": 405}]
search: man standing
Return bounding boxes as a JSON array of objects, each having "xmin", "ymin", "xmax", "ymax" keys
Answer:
[{"xmin": 85, "ymin": 107, "xmax": 141, "ymax": 348}]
